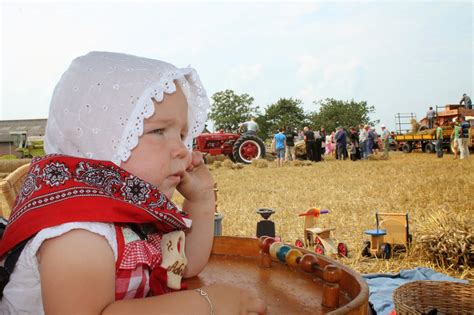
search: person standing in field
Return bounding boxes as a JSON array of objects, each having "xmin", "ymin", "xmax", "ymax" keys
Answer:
[
  {"xmin": 451, "ymin": 120, "xmax": 460, "ymax": 159},
  {"xmin": 460, "ymin": 93, "xmax": 472, "ymax": 110},
  {"xmin": 303, "ymin": 126, "xmax": 317, "ymax": 161},
  {"xmin": 335, "ymin": 126, "xmax": 348, "ymax": 160},
  {"xmin": 319, "ymin": 126, "xmax": 327, "ymax": 160},
  {"xmin": 273, "ymin": 128, "xmax": 286, "ymax": 166},
  {"xmin": 381, "ymin": 124, "xmax": 391, "ymax": 158},
  {"xmin": 284, "ymin": 126, "xmax": 296, "ymax": 161},
  {"xmin": 459, "ymin": 116, "xmax": 470, "ymax": 159},
  {"xmin": 426, "ymin": 107, "xmax": 436, "ymax": 129},
  {"xmin": 349, "ymin": 127, "xmax": 360, "ymax": 161},
  {"xmin": 435, "ymin": 122, "xmax": 444, "ymax": 158},
  {"xmin": 359, "ymin": 125, "xmax": 369, "ymax": 159}
]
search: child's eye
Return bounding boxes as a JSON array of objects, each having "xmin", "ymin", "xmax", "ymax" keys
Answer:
[{"xmin": 151, "ymin": 129, "xmax": 165, "ymax": 136}]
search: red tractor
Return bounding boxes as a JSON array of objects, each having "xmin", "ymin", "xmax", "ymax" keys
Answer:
[{"xmin": 194, "ymin": 132, "xmax": 266, "ymax": 164}]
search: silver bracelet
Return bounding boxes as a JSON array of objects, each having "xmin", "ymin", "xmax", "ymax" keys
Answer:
[{"xmin": 194, "ymin": 288, "xmax": 215, "ymax": 315}]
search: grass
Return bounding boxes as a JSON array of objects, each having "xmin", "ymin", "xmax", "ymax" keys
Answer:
[{"xmin": 195, "ymin": 151, "xmax": 473, "ymax": 280}]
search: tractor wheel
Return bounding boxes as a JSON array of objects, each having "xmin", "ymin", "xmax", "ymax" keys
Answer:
[
  {"xmin": 228, "ymin": 153, "xmax": 236, "ymax": 163},
  {"xmin": 424, "ymin": 143, "xmax": 435, "ymax": 153},
  {"xmin": 337, "ymin": 242, "xmax": 349, "ymax": 257},
  {"xmin": 362, "ymin": 241, "xmax": 371, "ymax": 257},
  {"xmin": 295, "ymin": 239, "xmax": 304, "ymax": 248},
  {"xmin": 314, "ymin": 244, "xmax": 325, "ymax": 255},
  {"xmin": 232, "ymin": 135, "xmax": 266, "ymax": 164},
  {"xmin": 402, "ymin": 143, "xmax": 412, "ymax": 153},
  {"xmin": 380, "ymin": 243, "xmax": 392, "ymax": 259}
]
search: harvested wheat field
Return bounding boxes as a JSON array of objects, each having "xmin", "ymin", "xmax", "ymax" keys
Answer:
[{"xmin": 180, "ymin": 152, "xmax": 474, "ymax": 280}]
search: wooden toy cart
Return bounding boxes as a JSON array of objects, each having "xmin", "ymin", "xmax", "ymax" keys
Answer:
[
  {"xmin": 295, "ymin": 208, "xmax": 348, "ymax": 257},
  {"xmin": 362, "ymin": 212, "xmax": 412, "ymax": 259}
]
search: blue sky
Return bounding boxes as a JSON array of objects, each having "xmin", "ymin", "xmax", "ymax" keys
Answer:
[{"xmin": 1, "ymin": 1, "xmax": 472, "ymax": 132}]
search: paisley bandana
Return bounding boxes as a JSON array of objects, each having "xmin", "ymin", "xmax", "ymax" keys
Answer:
[{"xmin": 0, "ymin": 154, "xmax": 190, "ymax": 258}]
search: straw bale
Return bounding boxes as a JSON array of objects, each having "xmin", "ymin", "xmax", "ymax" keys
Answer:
[
  {"xmin": 416, "ymin": 210, "xmax": 473, "ymax": 270},
  {"xmin": 0, "ymin": 159, "xmax": 31, "ymax": 173}
]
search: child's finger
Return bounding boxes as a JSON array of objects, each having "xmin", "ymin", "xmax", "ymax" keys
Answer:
[{"xmin": 191, "ymin": 151, "xmax": 204, "ymax": 167}]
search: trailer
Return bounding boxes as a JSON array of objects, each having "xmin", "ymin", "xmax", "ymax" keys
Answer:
[{"xmin": 394, "ymin": 105, "xmax": 474, "ymax": 154}]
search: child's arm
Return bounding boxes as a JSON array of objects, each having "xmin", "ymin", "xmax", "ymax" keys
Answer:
[
  {"xmin": 39, "ymin": 229, "xmax": 265, "ymax": 314},
  {"xmin": 178, "ymin": 151, "xmax": 215, "ymax": 277}
]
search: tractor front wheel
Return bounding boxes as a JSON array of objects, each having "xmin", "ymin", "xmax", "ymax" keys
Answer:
[{"xmin": 232, "ymin": 135, "xmax": 266, "ymax": 164}]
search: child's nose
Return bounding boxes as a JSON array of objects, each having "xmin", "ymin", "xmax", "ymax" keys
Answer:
[{"xmin": 171, "ymin": 139, "xmax": 190, "ymax": 160}]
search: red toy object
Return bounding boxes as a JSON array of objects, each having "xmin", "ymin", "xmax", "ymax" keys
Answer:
[
  {"xmin": 298, "ymin": 208, "xmax": 329, "ymax": 217},
  {"xmin": 295, "ymin": 208, "xmax": 348, "ymax": 258}
]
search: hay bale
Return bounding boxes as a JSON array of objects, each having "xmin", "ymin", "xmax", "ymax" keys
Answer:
[
  {"xmin": 0, "ymin": 159, "xmax": 31, "ymax": 173},
  {"xmin": 221, "ymin": 159, "xmax": 234, "ymax": 169},
  {"xmin": 213, "ymin": 161, "xmax": 223, "ymax": 168},
  {"xmin": 410, "ymin": 119, "xmax": 419, "ymax": 133},
  {"xmin": 417, "ymin": 210, "xmax": 473, "ymax": 269},
  {"xmin": 251, "ymin": 159, "xmax": 268, "ymax": 168},
  {"xmin": 231, "ymin": 163, "xmax": 244, "ymax": 170}
]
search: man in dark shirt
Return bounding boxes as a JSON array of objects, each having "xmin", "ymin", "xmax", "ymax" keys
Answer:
[
  {"xmin": 335, "ymin": 126, "xmax": 348, "ymax": 160},
  {"xmin": 284, "ymin": 127, "xmax": 297, "ymax": 161},
  {"xmin": 460, "ymin": 93, "xmax": 472, "ymax": 109},
  {"xmin": 303, "ymin": 126, "xmax": 317, "ymax": 161}
]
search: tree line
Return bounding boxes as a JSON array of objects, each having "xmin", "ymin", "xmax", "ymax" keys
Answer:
[{"xmin": 209, "ymin": 89, "xmax": 378, "ymax": 140}]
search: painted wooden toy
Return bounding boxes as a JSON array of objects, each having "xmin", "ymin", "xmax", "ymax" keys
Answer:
[
  {"xmin": 362, "ymin": 212, "xmax": 412, "ymax": 259},
  {"xmin": 295, "ymin": 208, "xmax": 348, "ymax": 257}
]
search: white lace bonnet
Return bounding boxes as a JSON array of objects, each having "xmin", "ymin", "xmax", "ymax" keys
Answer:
[{"xmin": 44, "ymin": 51, "xmax": 209, "ymax": 165}]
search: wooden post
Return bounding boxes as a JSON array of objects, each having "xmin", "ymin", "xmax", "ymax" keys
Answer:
[{"xmin": 322, "ymin": 264, "xmax": 342, "ymax": 308}]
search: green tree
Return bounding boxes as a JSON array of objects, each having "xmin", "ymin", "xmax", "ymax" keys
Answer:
[
  {"xmin": 308, "ymin": 98, "xmax": 378, "ymax": 132},
  {"xmin": 258, "ymin": 98, "xmax": 307, "ymax": 139},
  {"xmin": 209, "ymin": 90, "xmax": 258, "ymax": 131}
]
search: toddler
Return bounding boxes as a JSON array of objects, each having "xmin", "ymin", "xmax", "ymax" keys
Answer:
[{"xmin": 0, "ymin": 52, "xmax": 265, "ymax": 314}]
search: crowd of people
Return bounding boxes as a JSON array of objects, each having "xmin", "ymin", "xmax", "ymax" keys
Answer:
[{"xmin": 270, "ymin": 124, "xmax": 391, "ymax": 165}]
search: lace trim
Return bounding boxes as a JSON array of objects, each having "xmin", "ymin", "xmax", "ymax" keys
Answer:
[{"xmin": 114, "ymin": 67, "xmax": 209, "ymax": 165}]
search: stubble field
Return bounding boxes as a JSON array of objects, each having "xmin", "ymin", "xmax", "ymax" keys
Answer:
[{"xmin": 195, "ymin": 152, "xmax": 473, "ymax": 280}]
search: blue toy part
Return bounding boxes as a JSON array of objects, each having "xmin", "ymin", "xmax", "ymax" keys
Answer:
[
  {"xmin": 276, "ymin": 245, "xmax": 291, "ymax": 262},
  {"xmin": 364, "ymin": 229, "xmax": 387, "ymax": 236}
]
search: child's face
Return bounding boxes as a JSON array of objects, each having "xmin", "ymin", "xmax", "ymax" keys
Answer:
[{"xmin": 120, "ymin": 83, "xmax": 192, "ymax": 198}]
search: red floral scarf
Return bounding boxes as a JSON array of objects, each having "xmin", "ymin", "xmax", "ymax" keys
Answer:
[{"xmin": 0, "ymin": 154, "xmax": 189, "ymax": 258}]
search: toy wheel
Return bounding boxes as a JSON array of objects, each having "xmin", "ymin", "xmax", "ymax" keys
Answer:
[
  {"xmin": 337, "ymin": 242, "xmax": 349, "ymax": 257},
  {"xmin": 362, "ymin": 241, "xmax": 371, "ymax": 257},
  {"xmin": 314, "ymin": 237, "xmax": 323, "ymax": 246},
  {"xmin": 295, "ymin": 239, "xmax": 304, "ymax": 248},
  {"xmin": 232, "ymin": 135, "xmax": 266, "ymax": 164},
  {"xmin": 380, "ymin": 243, "xmax": 392, "ymax": 259},
  {"xmin": 314, "ymin": 244, "xmax": 325, "ymax": 255}
]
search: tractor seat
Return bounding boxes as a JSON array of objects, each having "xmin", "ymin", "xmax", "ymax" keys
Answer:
[
  {"xmin": 306, "ymin": 227, "xmax": 335, "ymax": 234},
  {"xmin": 364, "ymin": 229, "xmax": 387, "ymax": 236}
]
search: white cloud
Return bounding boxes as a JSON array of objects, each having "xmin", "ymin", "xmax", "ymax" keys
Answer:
[{"xmin": 229, "ymin": 63, "xmax": 264, "ymax": 81}]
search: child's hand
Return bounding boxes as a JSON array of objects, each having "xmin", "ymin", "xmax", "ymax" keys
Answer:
[
  {"xmin": 202, "ymin": 284, "xmax": 266, "ymax": 315},
  {"xmin": 178, "ymin": 151, "xmax": 214, "ymax": 203}
]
